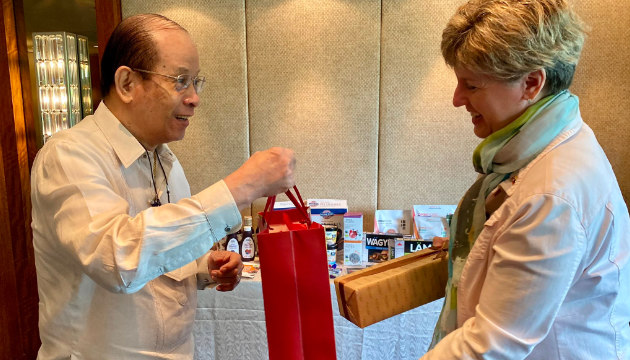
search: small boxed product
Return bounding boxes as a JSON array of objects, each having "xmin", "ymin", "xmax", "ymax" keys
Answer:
[
  {"xmin": 272, "ymin": 200, "xmax": 297, "ymax": 210},
  {"xmin": 308, "ymin": 199, "xmax": 348, "ymax": 232},
  {"xmin": 364, "ymin": 232, "xmax": 402, "ymax": 264},
  {"xmin": 412, "ymin": 205, "xmax": 457, "ymax": 241},
  {"xmin": 391, "ymin": 238, "xmax": 434, "ymax": 258},
  {"xmin": 334, "ymin": 247, "xmax": 448, "ymax": 328},
  {"xmin": 343, "ymin": 212, "xmax": 364, "ymax": 266},
  {"xmin": 374, "ymin": 209, "xmax": 413, "ymax": 235}
]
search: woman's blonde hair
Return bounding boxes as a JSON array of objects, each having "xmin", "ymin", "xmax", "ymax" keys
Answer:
[{"xmin": 441, "ymin": 0, "xmax": 587, "ymax": 95}]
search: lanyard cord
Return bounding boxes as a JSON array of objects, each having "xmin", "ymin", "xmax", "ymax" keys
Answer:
[
  {"xmin": 155, "ymin": 150, "xmax": 171, "ymax": 204},
  {"xmin": 145, "ymin": 149, "xmax": 170, "ymax": 206}
]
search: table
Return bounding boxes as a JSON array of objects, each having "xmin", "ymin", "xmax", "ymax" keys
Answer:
[{"xmin": 193, "ymin": 272, "xmax": 443, "ymax": 359}]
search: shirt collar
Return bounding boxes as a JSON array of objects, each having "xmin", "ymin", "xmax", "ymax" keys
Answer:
[{"xmin": 92, "ymin": 102, "xmax": 175, "ymax": 168}]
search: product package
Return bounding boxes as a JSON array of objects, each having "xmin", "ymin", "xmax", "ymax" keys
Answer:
[
  {"xmin": 324, "ymin": 224, "xmax": 339, "ymax": 266},
  {"xmin": 308, "ymin": 199, "xmax": 348, "ymax": 233},
  {"xmin": 334, "ymin": 247, "xmax": 448, "ymax": 328},
  {"xmin": 364, "ymin": 232, "xmax": 402, "ymax": 264},
  {"xmin": 343, "ymin": 212, "xmax": 364, "ymax": 266},
  {"xmin": 412, "ymin": 205, "xmax": 457, "ymax": 241},
  {"xmin": 272, "ymin": 200, "xmax": 298, "ymax": 210},
  {"xmin": 373, "ymin": 209, "xmax": 413, "ymax": 235},
  {"xmin": 390, "ymin": 238, "xmax": 434, "ymax": 258}
]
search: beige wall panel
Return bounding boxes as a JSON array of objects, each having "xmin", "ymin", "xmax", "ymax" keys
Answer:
[
  {"xmin": 246, "ymin": 0, "xmax": 381, "ymax": 228},
  {"xmin": 380, "ymin": 0, "xmax": 630, "ymax": 213},
  {"xmin": 571, "ymin": 0, "xmax": 630, "ymax": 203},
  {"xmin": 122, "ymin": 1, "xmax": 250, "ymax": 199},
  {"xmin": 379, "ymin": 0, "xmax": 478, "ymax": 212},
  {"xmin": 120, "ymin": 0, "xmax": 630, "ymax": 228}
]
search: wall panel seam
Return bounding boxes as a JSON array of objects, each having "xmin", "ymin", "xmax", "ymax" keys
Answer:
[
  {"xmin": 244, "ymin": 0, "xmax": 252, "ymax": 216},
  {"xmin": 376, "ymin": 0, "xmax": 383, "ymax": 211}
]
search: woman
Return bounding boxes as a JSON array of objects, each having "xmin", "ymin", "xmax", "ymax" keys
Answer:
[{"xmin": 423, "ymin": 0, "xmax": 630, "ymax": 359}]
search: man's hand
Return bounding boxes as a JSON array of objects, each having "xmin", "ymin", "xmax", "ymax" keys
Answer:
[
  {"xmin": 208, "ymin": 250, "xmax": 243, "ymax": 292},
  {"xmin": 224, "ymin": 147, "xmax": 296, "ymax": 209}
]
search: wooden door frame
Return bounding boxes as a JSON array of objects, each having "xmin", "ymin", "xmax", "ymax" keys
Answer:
[
  {"xmin": 0, "ymin": 1, "xmax": 120, "ymax": 358},
  {"xmin": 96, "ymin": 0, "xmax": 122, "ymax": 63}
]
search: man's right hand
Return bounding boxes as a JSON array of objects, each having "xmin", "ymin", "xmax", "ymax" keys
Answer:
[{"xmin": 224, "ymin": 147, "xmax": 296, "ymax": 209}]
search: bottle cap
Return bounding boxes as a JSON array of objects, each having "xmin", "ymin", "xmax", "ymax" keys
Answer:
[{"xmin": 244, "ymin": 216, "xmax": 253, "ymax": 227}]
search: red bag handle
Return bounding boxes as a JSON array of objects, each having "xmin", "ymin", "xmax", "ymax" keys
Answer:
[{"xmin": 262, "ymin": 185, "xmax": 311, "ymax": 227}]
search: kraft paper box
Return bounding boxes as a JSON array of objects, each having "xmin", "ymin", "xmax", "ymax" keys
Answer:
[{"xmin": 334, "ymin": 247, "xmax": 448, "ymax": 328}]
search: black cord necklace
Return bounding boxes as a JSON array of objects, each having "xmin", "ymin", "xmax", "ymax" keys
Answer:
[{"xmin": 145, "ymin": 149, "xmax": 170, "ymax": 207}]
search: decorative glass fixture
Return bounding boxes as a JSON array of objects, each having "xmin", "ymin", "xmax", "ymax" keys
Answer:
[{"xmin": 33, "ymin": 32, "xmax": 93, "ymax": 143}]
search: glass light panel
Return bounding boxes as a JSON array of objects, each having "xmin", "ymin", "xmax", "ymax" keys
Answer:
[
  {"xmin": 33, "ymin": 32, "xmax": 92, "ymax": 143},
  {"xmin": 77, "ymin": 35, "xmax": 93, "ymax": 117},
  {"xmin": 42, "ymin": 112, "xmax": 52, "ymax": 138}
]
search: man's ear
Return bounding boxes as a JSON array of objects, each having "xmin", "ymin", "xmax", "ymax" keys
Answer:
[
  {"xmin": 523, "ymin": 68, "xmax": 546, "ymax": 102},
  {"xmin": 113, "ymin": 66, "xmax": 139, "ymax": 104}
]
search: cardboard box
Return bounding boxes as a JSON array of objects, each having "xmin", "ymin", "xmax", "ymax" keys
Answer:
[
  {"xmin": 391, "ymin": 239, "xmax": 434, "ymax": 258},
  {"xmin": 308, "ymin": 199, "xmax": 348, "ymax": 232},
  {"xmin": 364, "ymin": 232, "xmax": 402, "ymax": 264},
  {"xmin": 334, "ymin": 247, "xmax": 448, "ymax": 328},
  {"xmin": 343, "ymin": 212, "xmax": 364, "ymax": 266}
]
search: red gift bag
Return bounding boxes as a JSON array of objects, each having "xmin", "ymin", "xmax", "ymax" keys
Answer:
[{"xmin": 257, "ymin": 186, "xmax": 337, "ymax": 360}]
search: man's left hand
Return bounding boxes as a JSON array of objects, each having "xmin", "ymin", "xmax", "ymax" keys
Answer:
[{"xmin": 208, "ymin": 250, "xmax": 243, "ymax": 291}]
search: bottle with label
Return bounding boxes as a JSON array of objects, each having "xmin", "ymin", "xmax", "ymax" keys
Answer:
[
  {"xmin": 241, "ymin": 216, "xmax": 256, "ymax": 262},
  {"xmin": 225, "ymin": 232, "xmax": 240, "ymax": 254}
]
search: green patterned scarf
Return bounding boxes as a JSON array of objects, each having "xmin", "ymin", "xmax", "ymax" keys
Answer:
[{"xmin": 430, "ymin": 90, "xmax": 580, "ymax": 347}]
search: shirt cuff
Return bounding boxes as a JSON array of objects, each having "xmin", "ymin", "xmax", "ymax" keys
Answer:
[{"xmin": 193, "ymin": 180, "xmax": 242, "ymax": 239}]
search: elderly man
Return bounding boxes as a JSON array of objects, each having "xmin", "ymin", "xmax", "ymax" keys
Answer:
[{"xmin": 31, "ymin": 13, "xmax": 295, "ymax": 359}]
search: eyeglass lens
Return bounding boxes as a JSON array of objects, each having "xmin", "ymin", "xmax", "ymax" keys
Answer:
[{"xmin": 175, "ymin": 75, "xmax": 205, "ymax": 94}]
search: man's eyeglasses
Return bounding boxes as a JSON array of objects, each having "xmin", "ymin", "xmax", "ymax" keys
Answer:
[{"xmin": 132, "ymin": 68, "xmax": 206, "ymax": 94}]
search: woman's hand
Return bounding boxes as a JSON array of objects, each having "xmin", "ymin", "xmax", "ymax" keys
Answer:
[{"xmin": 431, "ymin": 236, "xmax": 449, "ymax": 250}]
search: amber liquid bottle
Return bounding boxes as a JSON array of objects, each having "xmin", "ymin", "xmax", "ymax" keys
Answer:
[
  {"xmin": 240, "ymin": 216, "xmax": 256, "ymax": 262},
  {"xmin": 225, "ymin": 232, "xmax": 240, "ymax": 254}
]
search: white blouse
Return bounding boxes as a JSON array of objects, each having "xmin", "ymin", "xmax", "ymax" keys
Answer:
[{"xmin": 423, "ymin": 120, "xmax": 630, "ymax": 359}]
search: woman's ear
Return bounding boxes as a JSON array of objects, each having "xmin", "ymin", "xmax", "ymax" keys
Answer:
[
  {"xmin": 523, "ymin": 68, "xmax": 546, "ymax": 102},
  {"xmin": 113, "ymin": 66, "xmax": 138, "ymax": 104}
]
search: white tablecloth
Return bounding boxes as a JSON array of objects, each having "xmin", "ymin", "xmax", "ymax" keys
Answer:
[{"xmin": 194, "ymin": 278, "xmax": 443, "ymax": 359}]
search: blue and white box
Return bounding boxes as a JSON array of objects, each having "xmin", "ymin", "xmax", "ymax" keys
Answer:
[{"xmin": 307, "ymin": 199, "xmax": 348, "ymax": 232}]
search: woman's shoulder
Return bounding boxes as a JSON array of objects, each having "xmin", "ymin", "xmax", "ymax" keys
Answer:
[{"xmin": 509, "ymin": 123, "xmax": 621, "ymax": 218}]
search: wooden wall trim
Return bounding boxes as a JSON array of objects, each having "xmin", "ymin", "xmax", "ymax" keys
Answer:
[
  {"xmin": 96, "ymin": 0, "xmax": 122, "ymax": 63},
  {"xmin": 13, "ymin": 0, "xmax": 36, "ymax": 168},
  {"xmin": 1, "ymin": 0, "xmax": 39, "ymax": 358}
]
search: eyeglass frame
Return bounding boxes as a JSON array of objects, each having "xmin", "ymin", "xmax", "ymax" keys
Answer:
[{"xmin": 132, "ymin": 68, "xmax": 206, "ymax": 94}]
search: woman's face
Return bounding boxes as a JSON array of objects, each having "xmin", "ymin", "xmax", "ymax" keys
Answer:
[{"xmin": 452, "ymin": 66, "xmax": 530, "ymax": 138}]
